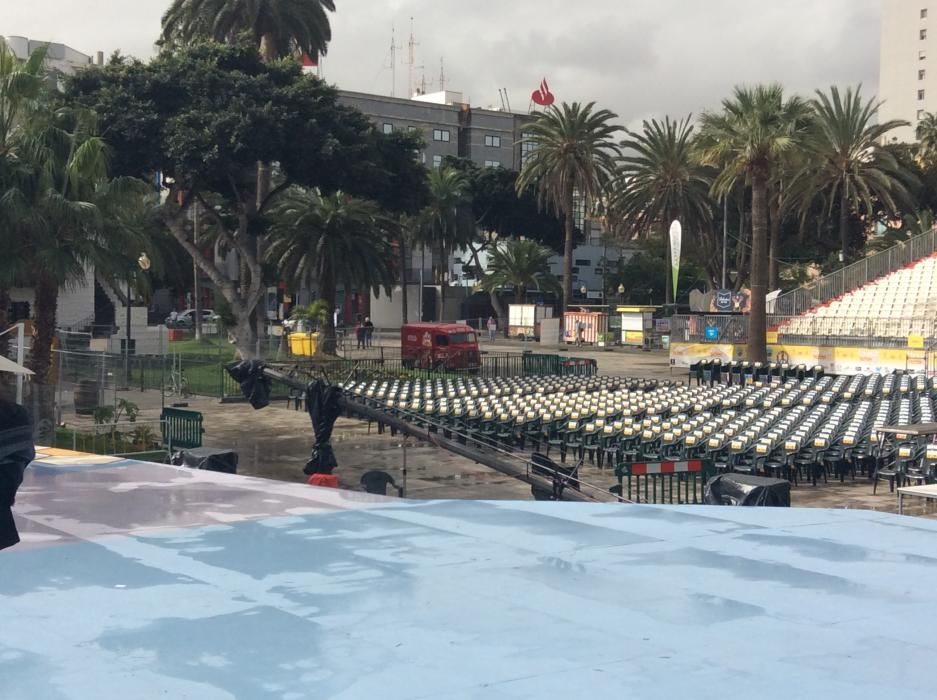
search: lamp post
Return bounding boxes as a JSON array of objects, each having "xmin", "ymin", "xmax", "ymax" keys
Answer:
[
  {"xmin": 124, "ymin": 252, "xmax": 152, "ymax": 389},
  {"xmin": 617, "ymin": 283, "xmax": 625, "ymax": 305},
  {"xmin": 580, "ymin": 284, "xmax": 587, "ymax": 299}
]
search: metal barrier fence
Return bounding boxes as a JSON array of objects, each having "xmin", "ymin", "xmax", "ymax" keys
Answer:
[
  {"xmin": 671, "ymin": 314, "xmax": 937, "ymax": 348},
  {"xmin": 772, "ymin": 228, "xmax": 937, "ymax": 317},
  {"xmin": 220, "ymin": 352, "xmax": 598, "ymax": 400},
  {"xmin": 614, "ymin": 460, "xmax": 715, "ymax": 504}
]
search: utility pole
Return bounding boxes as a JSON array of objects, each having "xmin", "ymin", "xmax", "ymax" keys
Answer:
[
  {"xmin": 389, "ymin": 26, "xmax": 402, "ymax": 96},
  {"xmin": 407, "ymin": 17, "xmax": 421, "ymax": 97},
  {"xmin": 193, "ymin": 200, "xmax": 203, "ymax": 341},
  {"xmin": 439, "ymin": 57, "xmax": 446, "ymax": 91}
]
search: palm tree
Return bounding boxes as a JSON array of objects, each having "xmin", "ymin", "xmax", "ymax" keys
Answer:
[
  {"xmin": 21, "ymin": 109, "xmax": 149, "ymax": 389},
  {"xmin": 698, "ymin": 84, "xmax": 811, "ymax": 363},
  {"xmin": 610, "ymin": 115, "xmax": 713, "ymax": 304},
  {"xmin": 266, "ymin": 187, "xmax": 396, "ymax": 355},
  {"xmin": 418, "ymin": 165, "xmax": 474, "ymax": 322},
  {"xmin": 916, "ymin": 111, "xmax": 937, "ymax": 167},
  {"xmin": 788, "ymin": 86, "xmax": 913, "ymax": 260},
  {"xmin": 477, "ymin": 238, "xmax": 560, "ymax": 304},
  {"xmin": 161, "ymin": 0, "xmax": 336, "ymax": 60},
  {"xmin": 516, "ymin": 102, "xmax": 621, "ymax": 311},
  {"xmin": 0, "ymin": 40, "xmax": 47, "ymax": 372}
]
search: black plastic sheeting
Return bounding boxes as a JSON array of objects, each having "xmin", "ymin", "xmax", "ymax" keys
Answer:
[
  {"xmin": 0, "ymin": 399, "xmax": 35, "ymax": 550},
  {"xmin": 227, "ymin": 360, "xmax": 272, "ymax": 409},
  {"xmin": 530, "ymin": 452, "xmax": 581, "ymax": 500},
  {"xmin": 704, "ymin": 474, "xmax": 791, "ymax": 507},
  {"xmin": 303, "ymin": 382, "xmax": 342, "ymax": 476},
  {"xmin": 170, "ymin": 447, "xmax": 239, "ymax": 475}
]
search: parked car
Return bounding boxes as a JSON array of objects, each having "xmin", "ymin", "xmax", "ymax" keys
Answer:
[{"xmin": 165, "ymin": 309, "xmax": 219, "ymax": 328}]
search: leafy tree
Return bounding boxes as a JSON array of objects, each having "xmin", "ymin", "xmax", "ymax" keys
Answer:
[
  {"xmin": 477, "ymin": 239, "xmax": 560, "ymax": 304},
  {"xmin": 698, "ymin": 84, "xmax": 811, "ymax": 362},
  {"xmin": 610, "ymin": 115, "xmax": 714, "ymax": 302},
  {"xmin": 266, "ymin": 188, "xmax": 396, "ymax": 354},
  {"xmin": 68, "ymin": 41, "xmax": 426, "ymax": 358},
  {"xmin": 516, "ymin": 102, "xmax": 621, "ymax": 311},
  {"xmin": 788, "ymin": 86, "xmax": 914, "ymax": 259},
  {"xmin": 161, "ymin": 0, "xmax": 336, "ymax": 60}
]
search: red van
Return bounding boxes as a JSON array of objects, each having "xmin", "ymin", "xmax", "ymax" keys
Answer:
[{"xmin": 401, "ymin": 323, "xmax": 481, "ymax": 371}]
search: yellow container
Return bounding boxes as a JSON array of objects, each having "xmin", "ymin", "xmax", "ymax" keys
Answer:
[{"xmin": 288, "ymin": 332, "xmax": 318, "ymax": 356}]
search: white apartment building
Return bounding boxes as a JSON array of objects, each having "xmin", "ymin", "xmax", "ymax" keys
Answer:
[{"xmin": 880, "ymin": 1, "xmax": 934, "ymax": 142}]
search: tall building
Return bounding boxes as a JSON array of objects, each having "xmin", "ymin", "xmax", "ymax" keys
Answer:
[{"xmin": 880, "ymin": 1, "xmax": 933, "ymax": 142}]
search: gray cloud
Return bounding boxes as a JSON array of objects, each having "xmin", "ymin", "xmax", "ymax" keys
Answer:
[{"xmin": 7, "ymin": 0, "xmax": 879, "ymax": 127}]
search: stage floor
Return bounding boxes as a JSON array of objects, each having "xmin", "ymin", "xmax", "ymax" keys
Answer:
[{"xmin": 4, "ymin": 452, "xmax": 937, "ymax": 699}]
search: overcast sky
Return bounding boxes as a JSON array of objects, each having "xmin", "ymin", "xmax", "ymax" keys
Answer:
[{"xmin": 5, "ymin": 0, "xmax": 880, "ymax": 127}]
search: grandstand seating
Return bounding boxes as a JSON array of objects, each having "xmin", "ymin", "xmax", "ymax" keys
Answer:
[
  {"xmin": 777, "ymin": 254, "xmax": 937, "ymax": 342},
  {"xmin": 344, "ymin": 366, "xmax": 937, "ymax": 493}
]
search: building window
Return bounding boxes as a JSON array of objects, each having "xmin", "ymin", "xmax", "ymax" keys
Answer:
[
  {"xmin": 922, "ymin": 69, "xmax": 928, "ymax": 80},
  {"xmin": 919, "ymin": 109, "xmax": 926, "ymax": 120},
  {"xmin": 571, "ymin": 267, "xmax": 580, "ymax": 274},
  {"xmin": 520, "ymin": 131, "xmax": 536, "ymax": 164},
  {"xmin": 420, "ymin": 152, "xmax": 426, "ymax": 164},
  {"xmin": 924, "ymin": 8, "xmax": 929, "ymax": 18},
  {"xmin": 575, "ymin": 259, "xmax": 591, "ymax": 267},
  {"xmin": 922, "ymin": 50, "xmax": 929, "ymax": 60},
  {"xmin": 923, "ymin": 28, "xmax": 929, "ymax": 40},
  {"xmin": 484, "ymin": 134, "xmax": 501, "ymax": 148},
  {"xmin": 382, "ymin": 123, "xmax": 394, "ymax": 135},
  {"xmin": 432, "ymin": 128, "xmax": 450, "ymax": 142},
  {"xmin": 484, "ymin": 160, "xmax": 501, "ymax": 168},
  {"xmin": 408, "ymin": 125, "xmax": 418, "ymax": 132},
  {"xmin": 920, "ymin": 89, "xmax": 927, "ymax": 100},
  {"xmin": 432, "ymin": 154, "xmax": 442, "ymax": 168}
]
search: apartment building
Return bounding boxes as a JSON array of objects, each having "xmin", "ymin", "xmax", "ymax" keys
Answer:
[{"xmin": 880, "ymin": 1, "xmax": 933, "ymax": 142}]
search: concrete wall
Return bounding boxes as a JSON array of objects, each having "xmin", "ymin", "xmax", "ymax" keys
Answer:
[
  {"xmin": 880, "ymin": 0, "xmax": 931, "ymax": 143},
  {"xmin": 370, "ymin": 285, "xmax": 422, "ymax": 327}
]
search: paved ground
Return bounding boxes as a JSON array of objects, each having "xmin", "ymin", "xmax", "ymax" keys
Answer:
[{"xmin": 51, "ymin": 344, "xmax": 935, "ymax": 517}]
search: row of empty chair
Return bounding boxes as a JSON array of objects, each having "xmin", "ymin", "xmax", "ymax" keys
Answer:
[{"xmin": 777, "ymin": 254, "xmax": 937, "ymax": 341}]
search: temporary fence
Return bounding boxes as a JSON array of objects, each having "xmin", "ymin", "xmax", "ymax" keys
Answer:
[
  {"xmin": 614, "ymin": 459, "xmax": 714, "ymax": 504},
  {"xmin": 219, "ymin": 351, "xmax": 598, "ymax": 400},
  {"xmin": 51, "ymin": 418, "xmax": 168, "ymax": 460}
]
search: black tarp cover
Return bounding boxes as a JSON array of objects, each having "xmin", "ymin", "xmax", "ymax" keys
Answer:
[
  {"xmin": 703, "ymin": 474, "xmax": 791, "ymax": 507},
  {"xmin": 303, "ymin": 382, "xmax": 342, "ymax": 475}
]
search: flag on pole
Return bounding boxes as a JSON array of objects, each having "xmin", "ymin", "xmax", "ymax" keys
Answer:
[{"xmin": 669, "ymin": 220, "xmax": 682, "ymax": 301}]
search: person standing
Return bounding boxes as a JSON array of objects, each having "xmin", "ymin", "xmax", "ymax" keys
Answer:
[
  {"xmin": 487, "ymin": 316, "xmax": 497, "ymax": 342},
  {"xmin": 355, "ymin": 315, "xmax": 365, "ymax": 350},
  {"xmin": 1, "ymin": 398, "xmax": 35, "ymax": 551}
]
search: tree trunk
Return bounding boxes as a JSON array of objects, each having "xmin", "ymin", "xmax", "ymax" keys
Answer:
[
  {"xmin": 318, "ymin": 268, "xmax": 338, "ymax": 356},
  {"xmin": 768, "ymin": 182, "xmax": 781, "ymax": 292},
  {"xmin": 27, "ymin": 271, "xmax": 59, "ymax": 421},
  {"xmin": 839, "ymin": 183, "xmax": 849, "ymax": 261},
  {"xmin": 664, "ymin": 221, "xmax": 673, "ymax": 306},
  {"xmin": 562, "ymin": 190, "xmax": 574, "ymax": 311},
  {"xmin": 399, "ymin": 236, "xmax": 408, "ymax": 325},
  {"xmin": 437, "ymin": 244, "xmax": 447, "ymax": 322},
  {"xmin": 749, "ymin": 171, "xmax": 769, "ymax": 364},
  {"xmin": 0, "ymin": 287, "xmax": 10, "ymax": 396}
]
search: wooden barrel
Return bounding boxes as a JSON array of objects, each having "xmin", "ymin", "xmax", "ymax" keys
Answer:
[{"xmin": 74, "ymin": 379, "xmax": 100, "ymax": 415}]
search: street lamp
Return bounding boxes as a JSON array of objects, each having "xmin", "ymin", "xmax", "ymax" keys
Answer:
[
  {"xmin": 617, "ymin": 283, "xmax": 625, "ymax": 304},
  {"xmin": 580, "ymin": 285, "xmax": 587, "ymax": 298},
  {"xmin": 124, "ymin": 252, "xmax": 151, "ymax": 388}
]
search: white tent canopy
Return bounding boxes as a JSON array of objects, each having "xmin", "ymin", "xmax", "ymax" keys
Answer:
[{"xmin": 0, "ymin": 356, "xmax": 33, "ymax": 375}]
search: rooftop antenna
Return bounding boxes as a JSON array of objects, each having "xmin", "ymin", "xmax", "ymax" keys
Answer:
[
  {"xmin": 388, "ymin": 26, "xmax": 402, "ymax": 96},
  {"xmin": 498, "ymin": 88, "xmax": 507, "ymax": 111},
  {"xmin": 503, "ymin": 88, "xmax": 512, "ymax": 112},
  {"xmin": 439, "ymin": 57, "xmax": 446, "ymax": 92},
  {"xmin": 406, "ymin": 17, "xmax": 423, "ymax": 98}
]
